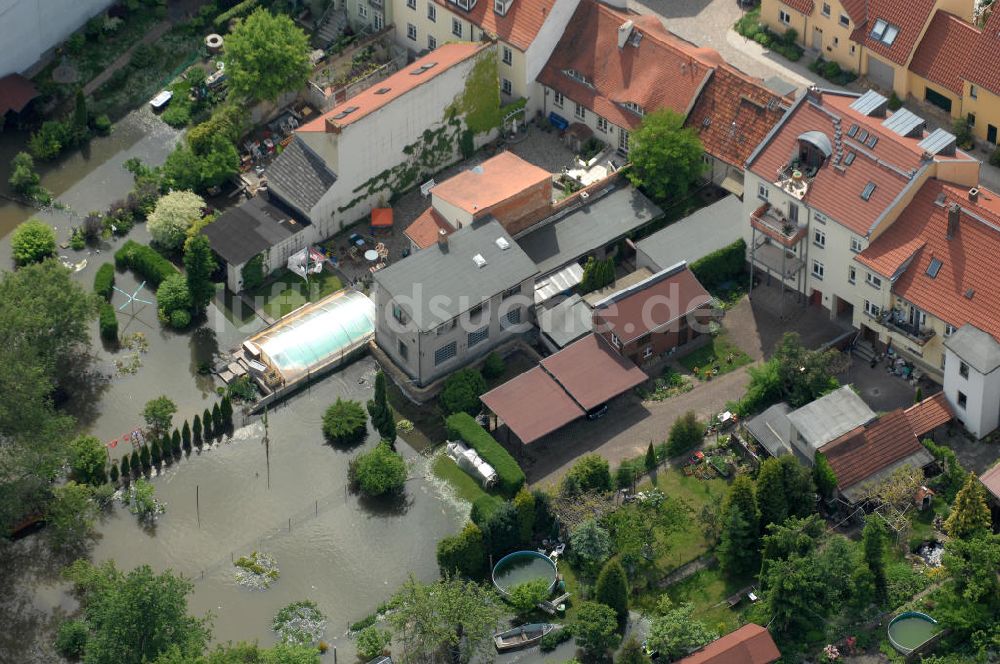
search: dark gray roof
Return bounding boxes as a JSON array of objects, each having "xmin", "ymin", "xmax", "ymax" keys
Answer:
[
  {"xmin": 944, "ymin": 324, "xmax": 1000, "ymax": 374},
  {"xmin": 786, "ymin": 385, "xmax": 875, "ymax": 458},
  {"xmin": 537, "ymin": 294, "xmax": 593, "ymax": 348},
  {"xmin": 516, "ymin": 185, "xmax": 662, "ymax": 276},
  {"xmin": 266, "ymin": 138, "xmax": 337, "ymax": 217},
  {"xmin": 744, "ymin": 402, "xmax": 793, "ymax": 458},
  {"xmin": 635, "ymin": 195, "xmax": 743, "ymax": 271},
  {"xmin": 373, "ymin": 218, "xmax": 539, "ymax": 332},
  {"xmin": 202, "ymin": 195, "xmax": 308, "ymax": 265}
]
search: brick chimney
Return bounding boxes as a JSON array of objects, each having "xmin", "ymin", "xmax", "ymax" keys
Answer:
[
  {"xmin": 947, "ymin": 203, "xmax": 960, "ymax": 240},
  {"xmin": 969, "ymin": 187, "xmax": 980, "ymax": 203}
]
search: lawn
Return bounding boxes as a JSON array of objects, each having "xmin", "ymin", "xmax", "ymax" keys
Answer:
[
  {"xmin": 659, "ymin": 566, "xmax": 754, "ymax": 634},
  {"xmin": 249, "ymin": 268, "xmax": 344, "ymax": 320},
  {"xmin": 431, "ymin": 454, "xmax": 489, "ymax": 505},
  {"xmin": 680, "ymin": 334, "xmax": 752, "ymax": 380},
  {"xmin": 639, "ymin": 469, "xmax": 728, "ymax": 570},
  {"xmin": 908, "ymin": 496, "xmax": 946, "ymax": 551}
]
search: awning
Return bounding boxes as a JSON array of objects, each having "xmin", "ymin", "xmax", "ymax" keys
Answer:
[
  {"xmin": 371, "ymin": 207, "xmax": 393, "ymax": 228},
  {"xmin": 548, "ymin": 112, "xmax": 569, "ymax": 131},
  {"xmin": 0, "ymin": 74, "xmax": 39, "ymax": 116},
  {"xmin": 720, "ymin": 174, "xmax": 744, "ymax": 197},
  {"xmin": 534, "ymin": 262, "xmax": 584, "ymax": 304}
]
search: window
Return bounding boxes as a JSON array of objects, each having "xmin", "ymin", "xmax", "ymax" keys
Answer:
[
  {"xmin": 501, "ymin": 78, "xmax": 512, "ymax": 95},
  {"xmin": 758, "ymin": 183, "xmax": 769, "ymax": 201},
  {"xmin": 959, "ymin": 361, "xmax": 969, "ymax": 379},
  {"xmin": 848, "ymin": 266, "xmax": 856, "ymax": 283},
  {"xmin": 596, "ymin": 116, "xmax": 608, "ymax": 133},
  {"xmin": 553, "ymin": 91, "xmax": 564, "ymax": 107},
  {"xmin": 618, "ymin": 129, "xmax": 629, "ymax": 154},
  {"xmin": 407, "ymin": 0, "xmax": 415, "ymax": 8},
  {"xmin": 436, "ymin": 319, "xmax": 455, "ymax": 335},
  {"xmin": 406, "ymin": 23, "xmax": 417, "ymax": 40},
  {"xmin": 494, "ymin": 0, "xmax": 506, "ymax": 13},
  {"xmin": 822, "ymin": 2, "xmax": 830, "ymax": 16},
  {"xmin": 428, "ymin": 34, "xmax": 437, "ymax": 49},
  {"xmin": 779, "ymin": 10, "xmax": 791, "ymax": 24},
  {"xmin": 945, "ymin": 324, "xmax": 956, "ymax": 337},
  {"xmin": 834, "ymin": 37, "xmax": 839, "ymax": 45},
  {"xmin": 812, "ymin": 260, "xmax": 825, "ymax": 279},
  {"xmin": 788, "ymin": 203, "xmax": 799, "ymax": 223},
  {"xmin": 813, "ymin": 228, "xmax": 825, "ymax": 247},
  {"xmin": 864, "ymin": 299, "xmax": 880, "ymax": 318},
  {"xmin": 574, "ymin": 103, "xmax": 586, "ymax": 120},
  {"xmin": 870, "ymin": 19, "xmax": 899, "ymax": 45},
  {"xmin": 968, "ymin": 112, "xmax": 976, "ymax": 127},
  {"xmin": 392, "ymin": 303, "xmax": 407, "ymax": 325},
  {"xmin": 398, "ymin": 340, "xmax": 409, "ymax": 361},
  {"xmin": 374, "ymin": 10, "xmax": 383, "ymax": 28},
  {"xmin": 850, "ymin": 236, "xmax": 863, "ymax": 253},
  {"xmin": 427, "ymin": 2, "xmax": 436, "ymax": 20},
  {"xmin": 840, "ymin": 14, "xmax": 850, "ymax": 27},
  {"xmin": 452, "ymin": 18, "xmax": 462, "ymax": 37},
  {"xmin": 957, "ymin": 391, "xmax": 967, "ymax": 410},
  {"xmin": 502, "ymin": 285, "xmax": 520, "ymax": 300},
  {"xmin": 434, "ymin": 341, "xmax": 457, "ymax": 366},
  {"xmin": 610, "ymin": 332, "xmax": 622, "ymax": 348},
  {"xmin": 866, "ymin": 273, "xmax": 882, "ymax": 289},
  {"xmin": 624, "ymin": 101, "xmax": 644, "ymax": 116},
  {"xmin": 861, "ymin": 181, "xmax": 876, "ymax": 200},
  {"xmin": 970, "ymin": 84, "xmax": 978, "ymax": 99},
  {"xmin": 358, "ymin": 3, "xmax": 368, "ymax": 17},
  {"xmin": 505, "ymin": 308, "xmax": 521, "ymax": 325},
  {"xmin": 926, "ymin": 258, "xmax": 942, "ymax": 278},
  {"xmin": 468, "ymin": 302, "xmax": 485, "ymax": 319},
  {"xmin": 502, "ymin": 46, "xmax": 512, "ymax": 65},
  {"xmin": 468, "ymin": 327, "xmax": 489, "ymax": 347}
]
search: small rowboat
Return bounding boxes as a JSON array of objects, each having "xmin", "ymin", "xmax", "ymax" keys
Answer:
[{"xmin": 493, "ymin": 623, "xmax": 559, "ymax": 652}]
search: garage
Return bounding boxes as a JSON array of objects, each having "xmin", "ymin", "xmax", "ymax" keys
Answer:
[
  {"xmin": 866, "ymin": 56, "xmax": 895, "ymax": 91},
  {"xmin": 924, "ymin": 87, "xmax": 952, "ymax": 113}
]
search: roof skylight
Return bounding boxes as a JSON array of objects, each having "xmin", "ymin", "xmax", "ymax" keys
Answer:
[
  {"xmin": 861, "ymin": 182, "xmax": 877, "ymax": 200},
  {"xmin": 926, "ymin": 258, "xmax": 942, "ymax": 278}
]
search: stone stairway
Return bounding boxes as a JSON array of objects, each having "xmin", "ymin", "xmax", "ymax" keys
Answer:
[
  {"xmin": 314, "ymin": 9, "xmax": 349, "ymax": 48},
  {"xmin": 852, "ymin": 338, "xmax": 877, "ymax": 363}
]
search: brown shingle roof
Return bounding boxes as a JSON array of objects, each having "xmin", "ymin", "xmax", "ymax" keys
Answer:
[
  {"xmin": 779, "ymin": 0, "xmax": 815, "ymax": 15},
  {"xmin": 850, "ymin": 0, "xmax": 937, "ymax": 66},
  {"xmin": 909, "ymin": 11, "xmax": 980, "ymax": 96},
  {"xmin": 820, "ymin": 409, "xmax": 928, "ymax": 491},
  {"xmin": 685, "ymin": 64, "xmax": 789, "ymax": 168},
  {"xmin": 904, "ymin": 391, "xmax": 954, "ymax": 438},
  {"xmin": 980, "ymin": 463, "xmax": 1000, "ymax": 502},
  {"xmin": 404, "ymin": 208, "xmax": 453, "ymax": 249},
  {"xmin": 963, "ymin": 8, "xmax": 1000, "ymax": 96},
  {"xmin": 480, "ymin": 366, "xmax": 585, "ymax": 444},
  {"xmin": 0, "ymin": 74, "xmax": 39, "ymax": 115},
  {"xmin": 537, "ymin": 1, "xmax": 714, "ymax": 131},
  {"xmin": 433, "ymin": 0, "xmax": 557, "ymax": 51},
  {"xmin": 857, "ymin": 180, "xmax": 1000, "ymax": 340},
  {"xmin": 540, "ymin": 334, "xmax": 647, "ymax": 411},
  {"xmin": 677, "ymin": 624, "xmax": 781, "ymax": 664},
  {"xmin": 593, "ymin": 263, "xmax": 712, "ymax": 344}
]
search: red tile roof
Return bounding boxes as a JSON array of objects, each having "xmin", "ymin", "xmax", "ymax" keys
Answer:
[
  {"xmin": 904, "ymin": 391, "xmax": 954, "ymax": 438},
  {"xmin": 909, "ymin": 11, "xmax": 980, "ymax": 96},
  {"xmin": 593, "ymin": 263, "xmax": 712, "ymax": 344},
  {"xmin": 404, "ymin": 207, "xmax": 454, "ymax": 249},
  {"xmin": 677, "ymin": 624, "xmax": 781, "ymax": 664},
  {"xmin": 963, "ymin": 7, "xmax": 1000, "ymax": 96},
  {"xmin": 299, "ymin": 42, "xmax": 487, "ymax": 132},
  {"xmin": 779, "ymin": 0, "xmax": 815, "ymax": 15},
  {"xmin": 433, "ymin": 0, "xmax": 557, "ymax": 51},
  {"xmin": 980, "ymin": 462, "xmax": 1000, "ymax": 502},
  {"xmin": 537, "ymin": 1, "xmax": 715, "ymax": 131},
  {"xmin": 820, "ymin": 409, "xmax": 928, "ymax": 491},
  {"xmin": 686, "ymin": 64, "xmax": 789, "ymax": 169},
  {"xmin": 747, "ymin": 90, "xmax": 924, "ymax": 236},
  {"xmin": 480, "ymin": 366, "xmax": 585, "ymax": 444},
  {"xmin": 841, "ymin": 0, "xmax": 868, "ymax": 25},
  {"xmin": 431, "ymin": 151, "xmax": 551, "ymax": 215},
  {"xmin": 857, "ymin": 180, "xmax": 1000, "ymax": 340},
  {"xmin": 850, "ymin": 0, "xmax": 937, "ymax": 66},
  {"xmin": 0, "ymin": 74, "xmax": 39, "ymax": 115},
  {"xmin": 540, "ymin": 333, "xmax": 648, "ymax": 411}
]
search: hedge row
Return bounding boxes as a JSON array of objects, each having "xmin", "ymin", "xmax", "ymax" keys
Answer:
[
  {"xmin": 99, "ymin": 301, "xmax": 118, "ymax": 343},
  {"xmin": 93, "ymin": 263, "xmax": 115, "ymax": 301},
  {"xmin": 214, "ymin": 0, "xmax": 260, "ymax": 28},
  {"xmin": 689, "ymin": 238, "xmax": 746, "ymax": 290},
  {"xmin": 446, "ymin": 413, "xmax": 525, "ymax": 497},
  {"xmin": 114, "ymin": 240, "xmax": 176, "ymax": 287}
]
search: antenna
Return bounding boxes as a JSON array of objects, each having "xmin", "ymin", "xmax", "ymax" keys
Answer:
[{"xmin": 112, "ymin": 281, "xmax": 154, "ymax": 314}]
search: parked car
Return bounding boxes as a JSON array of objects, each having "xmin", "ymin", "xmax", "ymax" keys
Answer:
[{"xmin": 586, "ymin": 403, "xmax": 609, "ymax": 420}]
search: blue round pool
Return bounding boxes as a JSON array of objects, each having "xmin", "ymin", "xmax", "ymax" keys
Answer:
[{"xmin": 491, "ymin": 551, "xmax": 557, "ymax": 596}]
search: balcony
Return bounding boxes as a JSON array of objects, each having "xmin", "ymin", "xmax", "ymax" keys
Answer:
[
  {"xmin": 750, "ymin": 203, "xmax": 807, "ymax": 248},
  {"xmin": 774, "ymin": 163, "xmax": 814, "ymax": 201},
  {"xmin": 877, "ymin": 308, "xmax": 936, "ymax": 346},
  {"xmin": 368, "ymin": 0, "xmax": 383, "ymax": 7},
  {"xmin": 750, "ymin": 237, "xmax": 805, "ymax": 278}
]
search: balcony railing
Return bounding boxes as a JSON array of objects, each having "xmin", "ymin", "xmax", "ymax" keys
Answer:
[
  {"xmin": 878, "ymin": 308, "xmax": 936, "ymax": 346},
  {"xmin": 750, "ymin": 203, "xmax": 807, "ymax": 248}
]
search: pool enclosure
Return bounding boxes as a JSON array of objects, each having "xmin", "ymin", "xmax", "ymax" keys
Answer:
[{"xmin": 250, "ymin": 289, "xmax": 375, "ymax": 385}]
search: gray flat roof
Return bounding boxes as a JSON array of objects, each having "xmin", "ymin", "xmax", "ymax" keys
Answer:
[
  {"xmin": 635, "ymin": 195, "xmax": 743, "ymax": 271},
  {"xmin": 203, "ymin": 194, "xmax": 308, "ymax": 265},
  {"xmin": 943, "ymin": 324, "xmax": 1000, "ymax": 375},
  {"xmin": 373, "ymin": 218, "xmax": 538, "ymax": 331},
  {"xmin": 516, "ymin": 184, "xmax": 662, "ymax": 276},
  {"xmin": 786, "ymin": 385, "xmax": 875, "ymax": 456},
  {"xmin": 537, "ymin": 294, "xmax": 593, "ymax": 348},
  {"xmin": 744, "ymin": 402, "xmax": 793, "ymax": 458}
]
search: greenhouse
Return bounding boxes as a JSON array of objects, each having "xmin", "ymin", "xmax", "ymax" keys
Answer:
[{"xmin": 249, "ymin": 289, "xmax": 376, "ymax": 386}]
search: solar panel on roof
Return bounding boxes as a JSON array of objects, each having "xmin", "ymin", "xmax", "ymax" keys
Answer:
[
  {"xmin": 861, "ymin": 182, "xmax": 876, "ymax": 200},
  {"xmin": 882, "ymin": 108, "xmax": 926, "ymax": 136},
  {"xmin": 844, "ymin": 152, "xmax": 856, "ymax": 165},
  {"xmin": 847, "ymin": 124, "xmax": 859, "ymax": 137},
  {"xmin": 926, "ymin": 258, "xmax": 942, "ymax": 278},
  {"xmin": 917, "ymin": 128, "xmax": 957, "ymax": 155},
  {"xmin": 850, "ymin": 90, "xmax": 888, "ymax": 116}
]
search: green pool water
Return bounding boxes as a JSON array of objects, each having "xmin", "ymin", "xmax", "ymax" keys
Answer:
[
  {"xmin": 888, "ymin": 613, "xmax": 939, "ymax": 653},
  {"xmin": 492, "ymin": 552, "xmax": 557, "ymax": 595}
]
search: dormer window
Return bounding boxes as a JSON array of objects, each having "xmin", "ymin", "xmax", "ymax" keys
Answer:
[
  {"xmin": 623, "ymin": 101, "xmax": 644, "ymax": 116},
  {"xmin": 563, "ymin": 69, "xmax": 589, "ymax": 84},
  {"xmin": 450, "ymin": 0, "xmax": 477, "ymax": 11},
  {"xmin": 494, "ymin": 0, "xmax": 512, "ymax": 15}
]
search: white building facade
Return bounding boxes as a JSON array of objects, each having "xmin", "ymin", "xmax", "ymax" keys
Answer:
[{"xmin": 0, "ymin": 0, "xmax": 113, "ymax": 76}]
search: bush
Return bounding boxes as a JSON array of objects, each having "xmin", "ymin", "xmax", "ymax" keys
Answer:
[
  {"xmin": 436, "ymin": 521, "xmax": 485, "ymax": 578},
  {"xmin": 55, "ymin": 619, "xmax": 89, "ymax": 659},
  {"xmin": 470, "ymin": 494, "xmax": 503, "ymax": 525},
  {"xmin": 242, "ymin": 253, "xmax": 265, "ymax": 291},
  {"xmin": 169, "ymin": 308, "xmax": 192, "ymax": 329},
  {"xmin": 482, "ymin": 352, "xmax": 505, "ymax": 379},
  {"xmin": 93, "ymin": 114, "xmax": 112, "ymax": 136},
  {"xmin": 439, "ymin": 368, "xmax": 487, "ymax": 416},
  {"xmin": 689, "ymin": 239, "xmax": 746, "ymax": 290},
  {"xmin": 28, "ymin": 120, "xmax": 73, "ymax": 160},
  {"xmin": 11, "ymin": 219, "xmax": 56, "ymax": 265},
  {"xmin": 823, "ymin": 60, "xmax": 842, "ymax": 80},
  {"xmin": 148, "ymin": 191, "xmax": 207, "ymax": 252},
  {"xmin": 594, "ymin": 559, "xmax": 629, "ymax": 620},
  {"xmin": 114, "ymin": 240, "xmax": 177, "ymax": 286},
  {"xmin": 569, "ymin": 518, "xmax": 612, "ymax": 568},
  {"xmin": 539, "ymin": 625, "xmax": 573, "ymax": 652},
  {"xmin": 156, "ymin": 273, "xmax": 192, "ymax": 323},
  {"xmin": 322, "ymin": 398, "xmax": 368, "ymax": 446},
  {"xmin": 355, "ymin": 625, "xmax": 392, "ymax": 660},
  {"xmin": 446, "ymin": 413, "xmax": 524, "ymax": 497},
  {"xmin": 508, "ymin": 578, "xmax": 551, "ymax": 615},
  {"xmin": 562, "ymin": 454, "xmax": 612, "ymax": 495},
  {"xmin": 161, "ymin": 99, "xmax": 192, "ymax": 128},
  {"xmin": 481, "ymin": 501, "xmax": 521, "ymax": 556},
  {"xmin": 349, "ymin": 442, "xmax": 407, "ymax": 496},
  {"xmin": 214, "ymin": 0, "xmax": 261, "ymax": 29},
  {"xmin": 8, "ymin": 151, "xmax": 40, "ymax": 196},
  {"xmin": 666, "ymin": 411, "xmax": 704, "ymax": 456},
  {"xmin": 93, "ymin": 263, "xmax": 115, "ymax": 301},
  {"xmin": 99, "ymin": 301, "xmax": 119, "ymax": 343}
]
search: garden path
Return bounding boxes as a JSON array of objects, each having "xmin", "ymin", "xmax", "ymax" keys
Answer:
[{"xmin": 83, "ymin": 19, "xmax": 174, "ymax": 96}]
